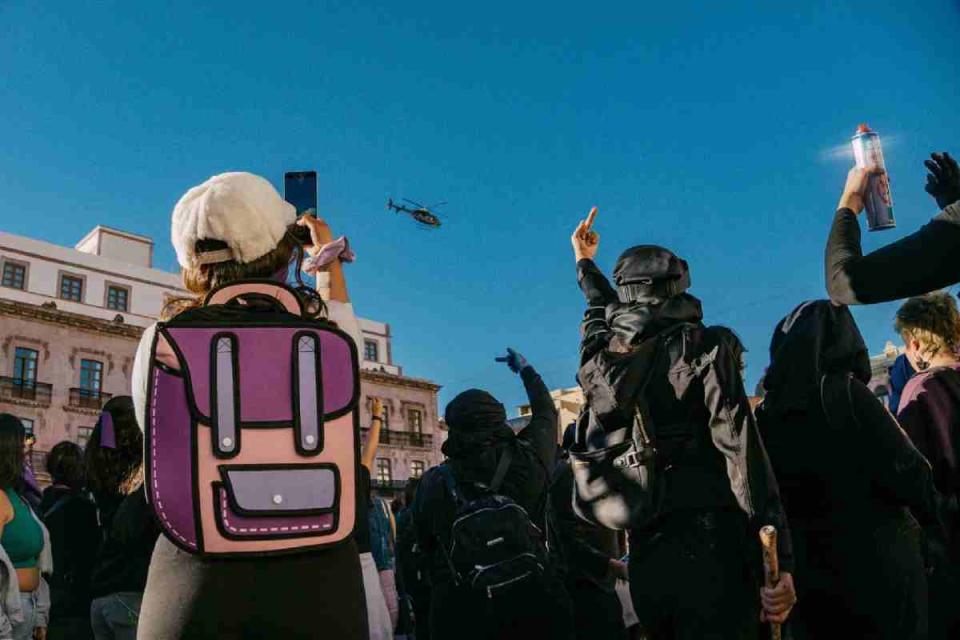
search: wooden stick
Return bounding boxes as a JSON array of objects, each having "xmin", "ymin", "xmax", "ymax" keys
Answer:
[{"xmin": 759, "ymin": 526, "xmax": 782, "ymax": 640}]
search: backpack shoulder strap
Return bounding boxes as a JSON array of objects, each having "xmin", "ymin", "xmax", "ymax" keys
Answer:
[
  {"xmin": 42, "ymin": 493, "xmax": 72, "ymax": 521},
  {"xmin": 488, "ymin": 447, "xmax": 514, "ymax": 494}
]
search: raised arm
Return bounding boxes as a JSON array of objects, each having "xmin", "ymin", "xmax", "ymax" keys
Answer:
[
  {"xmin": 497, "ymin": 349, "xmax": 558, "ymax": 469},
  {"xmin": 825, "ymin": 159, "xmax": 960, "ymax": 305},
  {"xmin": 361, "ymin": 397, "xmax": 384, "ymax": 471}
]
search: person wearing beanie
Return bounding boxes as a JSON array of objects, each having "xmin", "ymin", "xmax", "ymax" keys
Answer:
[
  {"xmin": 412, "ymin": 349, "xmax": 573, "ymax": 640},
  {"xmin": 570, "ymin": 208, "xmax": 796, "ymax": 639},
  {"xmin": 132, "ymin": 172, "xmax": 368, "ymax": 640}
]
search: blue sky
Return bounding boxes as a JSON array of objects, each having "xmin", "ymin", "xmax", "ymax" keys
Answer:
[{"xmin": 2, "ymin": 1, "xmax": 959, "ymax": 413}]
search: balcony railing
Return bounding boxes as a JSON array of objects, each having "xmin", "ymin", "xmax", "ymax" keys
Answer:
[
  {"xmin": 362, "ymin": 428, "xmax": 433, "ymax": 449},
  {"xmin": 0, "ymin": 377, "xmax": 52, "ymax": 406},
  {"xmin": 371, "ymin": 479, "xmax": 407, "ymax": 491},
  {"xmin": 68, "ymin": 388, "xmax": 113, "ymax": 410}
]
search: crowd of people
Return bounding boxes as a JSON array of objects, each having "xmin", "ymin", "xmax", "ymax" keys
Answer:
[{"xmin": 0, "ymin": 150, "xmax": 958, "ymax": 640}]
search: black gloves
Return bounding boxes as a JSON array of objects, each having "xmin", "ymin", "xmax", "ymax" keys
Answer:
[
  {"xmin": 496, "ymin": 348, "xmax": 531, "ymax": 374},
  {"xmin": 924, "ymin": 152, "xmax": 960, "ymax": 209}
]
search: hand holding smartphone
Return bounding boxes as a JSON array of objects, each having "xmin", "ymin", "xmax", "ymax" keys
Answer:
[{"xmin": 284, "ymin": 171, "xmax": 318, "ymax": 244}]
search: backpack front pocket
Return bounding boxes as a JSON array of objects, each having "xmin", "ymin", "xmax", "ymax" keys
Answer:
[{"xmin": 212, "ymin": 464, "xmax": 341, "ymax": 540}]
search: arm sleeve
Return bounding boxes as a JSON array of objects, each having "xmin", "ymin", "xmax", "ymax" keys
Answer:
[
  {"xmin": 131, "ymin": 323, "xmax": 157, "ymax": 433},
  {"xmin": 33, "ymin": 576, "xmax": 49, "ymax": 628},
  {"xmin": 326, "ymin": 301, "xmax": 363, "ymax": 352},
  {"xmin": 849, "ymin": 380, "xmax": 943, "ymax": 531},
  {"xmin": 576, "ymin": 259, "xmax": 615, "ymax": 367},
  {"xmin": 701, "ymin": 331, "xmax": 794, "ymax": 572},
  {"xmin": 516, "ymin": 366, "xmax": 559, "ymax": 471},
  {"xmin": 825, "ymin": 203, "xmax": 960, "ymax": 305}
]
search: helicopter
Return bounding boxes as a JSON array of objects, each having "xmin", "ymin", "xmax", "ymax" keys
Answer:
[{"xmin": 387, "ymin": 198, "xmax": 444, "ymax": 228}]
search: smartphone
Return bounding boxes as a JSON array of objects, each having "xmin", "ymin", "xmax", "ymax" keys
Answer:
[{"xmin": 283, "ymin": 171, "xmax": 317, "ymax": 244}]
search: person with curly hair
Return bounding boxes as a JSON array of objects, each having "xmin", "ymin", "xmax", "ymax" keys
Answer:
[
  {"xmin": 896, "ymin": 292, "xmax": 960, "ymax": 640},
  {"xmin": 84, "ymin": 397, "xmax": 159, "ymax": 640},
  {"xmin": 0, "ymin": 414, "xmax": 51, "ymax": 640},
  {"xmin": 41, "ymin": 442, "xmax": 98, "ymax": 639}
]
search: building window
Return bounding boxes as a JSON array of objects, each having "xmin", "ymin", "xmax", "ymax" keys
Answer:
[
  {"xmin": 410, "ymin": 460, "xmax": 425, "ymax": 478},
  {"xmin": 13, "ymin": 348, "xmax": 38, "ymax": 384},
  {"xmin": 77, "ymin": 427, "xmax": 92, "ymax": 448},
  {"xmin": 59, "ymin": 274, "xmax": 84, "ymax": 302},
  {"xmin": 19, "ymin": 418, "xmax": 34, "ymax": 437},
  {"xmin": 364, "ymin": 340, "xmax": 379, "ymax": 363},
  {"xmin": 80, "ymin": 359, "xmax": 103, "ymax": 395},
  {"xmin": 1, "ymin": 261, "xmax": 26, "ymax": 290},
  {"xmin": 376, "ymin": 458, "xmax": 392, "ymax": 484},
  {"xmin": 408, "ymin": 408, "xmax": 423, "ymax": 433},
  {"xmin": 106, "ymin": 285, "xmax": 129, "ymax": 312}
]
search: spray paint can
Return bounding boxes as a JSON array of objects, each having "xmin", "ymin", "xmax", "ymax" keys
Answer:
[{"xmin": 851, "ymin": 124, "xmax": 895, "ymax": 231}]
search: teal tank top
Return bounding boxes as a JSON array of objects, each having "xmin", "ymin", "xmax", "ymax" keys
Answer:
[{"xmin": 2, "ymin": 488, "xmax": 43, "ymax": 569}]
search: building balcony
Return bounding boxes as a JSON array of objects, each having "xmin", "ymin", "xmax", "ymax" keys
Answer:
[
  {"xmin": 362, "ymin": 428, "xmax": 433, "ymax": 449},
  {"xmin": 371, "ymin": 479, "xmax": 407, "ymax": 492},
  {"xmin": 0, "ymin": 377, "xmax": 52, "ymax": 407},
  {"xmin": 68, "ymin": 388, "xmax": 113, "ymax": 411}
]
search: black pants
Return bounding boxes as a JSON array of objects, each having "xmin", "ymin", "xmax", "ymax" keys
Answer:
[
  {"xmin": 567, "ymin": 577, "xmax": 626, "ymax": 640},
  {"xmin": 136, "ymin": 536, "xmax": 368, "ymax": 640},
  {"xmin": 429, "ymin": 571, "xmax": 574, "ymax": 640},
  {"xmin": 629, "ymin": 509, "xmax": 760, "ymax": 640}
]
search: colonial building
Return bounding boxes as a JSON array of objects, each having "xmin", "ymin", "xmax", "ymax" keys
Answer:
[{"xmin": 0, "ymin": 227, "xmax": 444, "ymax": 487}]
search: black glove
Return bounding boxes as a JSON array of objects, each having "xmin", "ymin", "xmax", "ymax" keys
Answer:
[
  {"xmin": 924, "ymin": 152, "xmax": 960, "ymax": 209},
  {"xmin": 495, "ymin": 348, "xmax": 530, "ymax": 374}
]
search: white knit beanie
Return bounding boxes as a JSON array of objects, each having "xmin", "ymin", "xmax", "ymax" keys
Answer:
[{"xmin": 171, "ymin": 172, "xmax": 296, "ymax": 268}]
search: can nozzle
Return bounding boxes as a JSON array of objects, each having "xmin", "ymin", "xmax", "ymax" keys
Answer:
[{"xmin": 856, "ymin": 123, "xmax": 872, "ymax": 134}]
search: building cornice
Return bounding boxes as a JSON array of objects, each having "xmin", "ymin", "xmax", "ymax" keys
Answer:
[
  {"xmin": 0, "ymin": 300, "xmax": 144, "ymax": 340},
  {"xmin": 360, "ymin": 369, "xmax": 441, "ymax": 393}
]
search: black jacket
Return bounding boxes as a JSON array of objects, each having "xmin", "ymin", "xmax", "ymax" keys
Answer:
[
  {"xmin": 40, "ymin": 486, "xmax": 99, "ymax": 617},
  {"xmin": 413, "ymin": 366, "xmax": 557, "ymax": 584},
  {"xmin": 89, "ymin": 487, "xmax": 161, "ymax": 598},
  {"xmin": 825, "ymin": 201, "xmax": 960, "ymax": 305},
  {"xmin": 576, "ymin": 258, "xmax": 794, "ymax": 571}
]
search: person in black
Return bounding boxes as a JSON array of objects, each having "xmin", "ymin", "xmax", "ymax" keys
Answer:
[
  {"xmin": 548, "ymin": 423, "xmax": 627, "ymax": 640},
  {"xmin": 570, "ymin": 208, "xmax": 797, "ymax": 639},
  {"xmin": 395, "ymin": 478, "xmax": 429, "ymax": 640},
  {"xmin": 825, "ymin": 151, "xmax": 960, "ymax": 305},
  {"xmin": 41, "ymin": 441, "xmax": 99, "ymax": 640},
  {"xmin": 412, "ymin": 349, "xmax": 572, "ymax": 640},
  {"xmin": 84, "ymin": 397, "xmax": 160, "ymax": 640},
  {"xmin": 755, "ymin": 300, "xmax": 942, "ymax": 640}
]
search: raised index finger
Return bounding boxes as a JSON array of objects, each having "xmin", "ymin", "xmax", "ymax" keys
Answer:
[{"xmin": 585, "ymin": 207, "xmax": 598, "ymax": 230}]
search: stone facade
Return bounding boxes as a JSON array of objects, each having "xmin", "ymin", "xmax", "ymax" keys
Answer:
[{"xmin": 359, "ymin": 370, "xmax": 445, "ymax": 499}]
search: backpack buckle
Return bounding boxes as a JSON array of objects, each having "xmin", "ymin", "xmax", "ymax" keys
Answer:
[{"xmin": 614, "ymin": 449, "xmax": 643, "ymax": 469}]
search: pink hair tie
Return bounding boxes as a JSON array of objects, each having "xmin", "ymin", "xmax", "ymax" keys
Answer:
[{"xmin": 301, "ymin": 237, "xmax": 355, "ymax": 275}]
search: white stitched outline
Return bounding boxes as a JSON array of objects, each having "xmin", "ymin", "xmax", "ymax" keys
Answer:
[
  {"xmin": 151, "ymin": 368, "xmax": 197, "ymax": 548},
  {"xmin": 219, "ymin": 492, "xmax": 333, "ymax": 534}
]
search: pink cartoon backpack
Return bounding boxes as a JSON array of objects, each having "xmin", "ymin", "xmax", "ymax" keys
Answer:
[{"xmin": 143, "ymin": 280, "xmax": 360, "ymax": 556}]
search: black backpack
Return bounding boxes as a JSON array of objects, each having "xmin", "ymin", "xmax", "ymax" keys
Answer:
[
  {"xmin": 570, "ymin": 323, "xmax": 723, "ymax": 530},
  {"xmin": 442, "ymin": 448, "xmax": 548, "ymax": 599}
]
